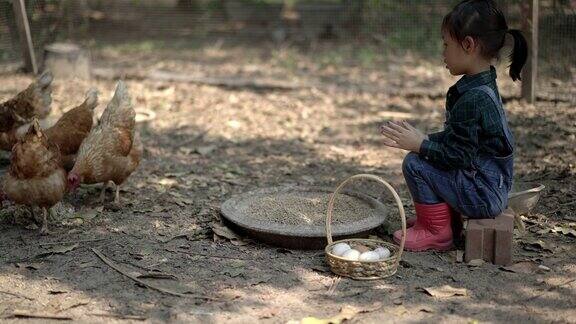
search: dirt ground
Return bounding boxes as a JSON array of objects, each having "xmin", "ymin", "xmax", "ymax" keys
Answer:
[{"xmin": 0, "ymin": 41, "xmax": 575, "ymax": 323}]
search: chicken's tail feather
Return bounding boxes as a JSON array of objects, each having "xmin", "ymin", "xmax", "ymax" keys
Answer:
[
  {"xmin": 37, "ymin": 71, "xmax": 53, "ymax": 89},
  {"xmin": 84, "ymin": 89, "xmax": 99, "ymax": 110}
]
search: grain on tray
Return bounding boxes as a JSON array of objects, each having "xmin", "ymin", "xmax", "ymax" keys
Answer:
[{"xmin": 237, "ymin": 191, "xmax": 381, "ymax": 226}]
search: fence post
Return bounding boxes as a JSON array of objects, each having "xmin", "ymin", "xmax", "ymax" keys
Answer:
[
  {"xmin": 12, "ymin": 0, "xmax": 38, "ymax": 74},
  {"xmin": 521, "ymin": 0, "xmax": 539, "ymax": 103}
]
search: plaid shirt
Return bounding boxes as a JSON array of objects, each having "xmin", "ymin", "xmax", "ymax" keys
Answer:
[{"xmin": 420, "ymin": 66, "xmax": 509, "ymax": 170}]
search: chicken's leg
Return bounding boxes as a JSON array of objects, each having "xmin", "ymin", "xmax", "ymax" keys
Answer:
[
  {"xmin": 39, "ymin": 207, "xmax": 49, "ymax": 235},
  {"xmin": 100, "ymin": 182, "xmax": 108, "ymax": 203},
  {"xmin": 48, "ymin": 206, "xmax": 57, "ymax": 222},
  {"xmin": 29, "ymin": 206, "xmax": 39, "ymax": 225},
  {"xmin": 114, "ymin": 183, "xmax": 120, "ymax": 204}
]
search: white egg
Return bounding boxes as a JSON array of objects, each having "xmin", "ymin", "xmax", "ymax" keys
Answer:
[
  {"xmin": 341, "ymin": 249, "xmax": 361, "ymax": 261},
  {"xmin": 331, "ymin": 243, "xmax": 351, "ymax": 256},
  {"xmin": 358, "ymin": 251, "xmax": 380, "ymax": 262},
  {"xmin": 374, "ymin": 247, "xmax": 391, "ymax": 259}
]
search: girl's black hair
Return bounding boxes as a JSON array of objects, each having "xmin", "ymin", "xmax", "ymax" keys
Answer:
[{"xmin": 442, "ymin": 0, "xmax": 528, "ymax": 81}]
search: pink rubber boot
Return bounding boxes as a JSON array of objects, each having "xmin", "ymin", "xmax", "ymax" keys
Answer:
[
  {"xmin": 406, "ymin": 213, "xmax": 454, "ymax": 229},
  {"xmin": 393, "ymin": 202, "xmax": 453, "ymax": 252},
  {"xmin": 406, "ymin": 207, "xmax": 461, "ymax": 228}
]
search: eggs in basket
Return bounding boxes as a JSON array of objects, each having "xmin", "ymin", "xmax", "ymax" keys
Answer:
[{"xmin": 330, "ymin": 242, "xmax": 392, "ymax": 261}]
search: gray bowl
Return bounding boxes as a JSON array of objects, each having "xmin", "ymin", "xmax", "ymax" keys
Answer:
[
  {"xmin": 508, "ymin": 183, "xmax": 545, "ymax": 215},
  {"xmin": 220, "ymin": 186, "xmax": 387, "ymax": 250}
]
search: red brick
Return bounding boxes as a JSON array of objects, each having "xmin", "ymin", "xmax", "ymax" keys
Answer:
[
  {"xmin": 464, "ymin": 209, "xmax": 515, "ymax": 265},
  {"xmin": 482, "ymin": 224, "xmax": 495, "ymax": 262},
  {"xmin": 465, "ymin": 221, "xmax": 484, "ymax": 261},
  {"xmin": 493, "ymin": 210, "xmax": 514, "ymax": 265}
]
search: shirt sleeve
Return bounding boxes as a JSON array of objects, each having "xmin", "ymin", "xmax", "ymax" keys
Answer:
[
  {"xmin": 419, "ymin": 92, "xmax": 486, "ymax": 170},
  {"xmin": 428, "ymin": 130, "xmax": 446, "ymax": 142}
]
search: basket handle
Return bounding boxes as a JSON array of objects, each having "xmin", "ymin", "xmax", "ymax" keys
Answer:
[{"xmin": 326, "ymin": 174, "xmax": 406, "ymax": 265}]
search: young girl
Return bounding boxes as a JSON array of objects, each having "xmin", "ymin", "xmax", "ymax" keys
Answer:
[{"xmin": 380, "ymin": 0, "xmax": 527, "ymax": 252}]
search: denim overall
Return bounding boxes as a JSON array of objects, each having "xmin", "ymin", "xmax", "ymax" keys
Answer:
[{"xmin": 403, "ymin": 85, "xmax": 514, "ymax": 219}]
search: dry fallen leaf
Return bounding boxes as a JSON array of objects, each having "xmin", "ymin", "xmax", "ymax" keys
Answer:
[
  {"xmin": 77, "ymin": 207, "xmax": 102, "ymax": 221},
  {"xmin": 195, "ymin": 145, "xmax": 217, "ymax": 156},
  {"xmin": 35, "ymin": 244, "xmax": 79, "ymax": 259},
  {"xmin": 254, "ymin": 306, "xmax": 280, "ymax": 319},
  {"xmin": 421, "ymin": 285, "xmax": 468, "ymax": 298},
  {"xmin": 298, "ymin": 303, "xmax": 382, "ymax": 324},
  {"xmin": 15, "ymin": 262, "xmax": 41, "ymax": 270},
  {"xmin": 157, "ymin": 178, "xmax": 178, "ymax": 187},
  {"xmin": 50, "ymin": 298, "xmax": 89, "ymax": 313},
  {"xmin": 551, "ymin": 226, "xmax": 576, "ymax": 238},
  {"xmin": 390, "ymin": 305, "xmax": 408, "ymax": 316},
  {"xmin": 387, "ymin": 290, "xmax": 404, "ymax": 305},
  {"xmin": 419, "ymin": 306, "xmax": 435, "ymax": 313},
  {"xmin": 522, "ymin": 239, "xmax": 554, "ymax": 253},
  {"xmin": 211, "ymin": 223, "xmax": 248, "ymax": 246},
  {"xmin": 500, "ymin": 261, "xmax": 541, "ymax": 274},
  {"xmin": 467, "ymin": 259, "xmax": 485, "ymax": 267},
  {"xmin": 247, "ymin": 274, "xmax": 273, "ymax": 286},
  {"xmin": 538, "ymin": 265, "xmax": 551, "ymax": 272},
  {"xmin": 221, "ymin": 266, "xmax": 245, "ymax": 278}
]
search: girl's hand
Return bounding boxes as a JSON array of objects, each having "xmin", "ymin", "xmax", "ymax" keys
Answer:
[{"xmin": 380, "ymin": 121, "xmax": 427, "ymax": 152}]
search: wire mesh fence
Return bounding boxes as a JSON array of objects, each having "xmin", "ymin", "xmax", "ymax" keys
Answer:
[
  {"xmin": 0, "ymin": 0, "xmax": 574, "ymax": 102},
  {"xmin": 538, "ymin": 0, "xmax": 576, "ymax": 101},
  {"xmin": 1, "ymin": 0, "xmax": 59, "ymax": 70},
  {"xmin": 0, "ymin": 0, "xmax": 21, "ymax": 67}
]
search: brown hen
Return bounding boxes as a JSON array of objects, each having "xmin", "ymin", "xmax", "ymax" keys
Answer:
[
  {"xmin": 3, "ymin": 119, "xmax": 67, "ymax": 234},
  {"xmin": 45, "ymin": 89, "xmax": 98, "ymax": 171},
  {"xmin": 0, "ymin": 72, "xmax": 53, "ymax": 133},
  {"xmin": 68, "ymin": 81, "xmax": 142, "ymax": 204}
]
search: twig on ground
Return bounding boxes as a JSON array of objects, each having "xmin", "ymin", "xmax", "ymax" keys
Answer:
[
  {"xmin": 5, "ymin": 311, "xmax": 72, "ymax": 320},
  {"xmin": 0, "ymin": 290, "xmax": 34, "ymax": 301},
  {"xmin": 435, "ymin": 252, "xmax": 449, "ymax": 263},
  {"xmin": 165, "ymin": 247, "xmax": 251, "ymax": 261},
  {"xmin": 544, "ymin": 209, "xmax": 561, "ymax": 216},
  {"xmin": 559, "ymin": 200, "xmax": 576, "ymax": 207},
  {"xmin": 522, "ymin": 278, "xmax": 576, "ymax": 303},
  {"xmin": 120, "ymin": 259, "xmax": 161, "ymax": 272},
  {"xmin": 39, "ymin": 238, "xmax": 106, "ymax": 246},
  {"xmin": 56, "ymin": 302, "xmax": 89, "ymax": 313},
  {"xmin": 92, "ymin": 248, "xmax": 220, "ymax": 300},
  {"xmin": 327, "ymin": 276, "xmax": 342, "ymax": 295},
  {"xmin": 88, "ymin": 313, "xmax": 147, "ymax": 321}
]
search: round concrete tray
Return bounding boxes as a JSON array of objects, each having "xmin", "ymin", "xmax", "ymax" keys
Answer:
[{"xmin": 220, "ymin": 186, "xmax": 387, "ymax": 250}]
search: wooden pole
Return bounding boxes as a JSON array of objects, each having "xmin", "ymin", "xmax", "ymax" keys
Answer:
[
  {"xmin": 12, "ymin": 0, "xmax": 38, "ymax": 74},
  {"xmin": 521, "ymin": 0, "xmax": 539, "ymax": 103}
]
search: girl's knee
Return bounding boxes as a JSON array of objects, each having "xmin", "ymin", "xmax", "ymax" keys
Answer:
[{"xmin": 402, "ymin": 152, "xmax": 422, "ymax": 175}]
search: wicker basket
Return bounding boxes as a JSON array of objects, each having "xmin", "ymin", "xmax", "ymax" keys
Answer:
[{"xmin": 325, "ymin": 174, "xmax": 406, "ymax": 280}]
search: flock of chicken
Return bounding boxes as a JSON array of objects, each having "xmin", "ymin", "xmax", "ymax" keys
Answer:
[{"xmin": 0, "ymin": 72, "xmax": 142, "ymax": 234}]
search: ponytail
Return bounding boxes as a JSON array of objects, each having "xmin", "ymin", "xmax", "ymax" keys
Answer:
[{"xmin": 507, "ymin": 29, "xmax": 528, "ymax": 81}]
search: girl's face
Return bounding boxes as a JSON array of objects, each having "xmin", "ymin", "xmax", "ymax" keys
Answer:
[{"xmin": 442, "ymin": 30, "xmax": 472, "ymax": 76}]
